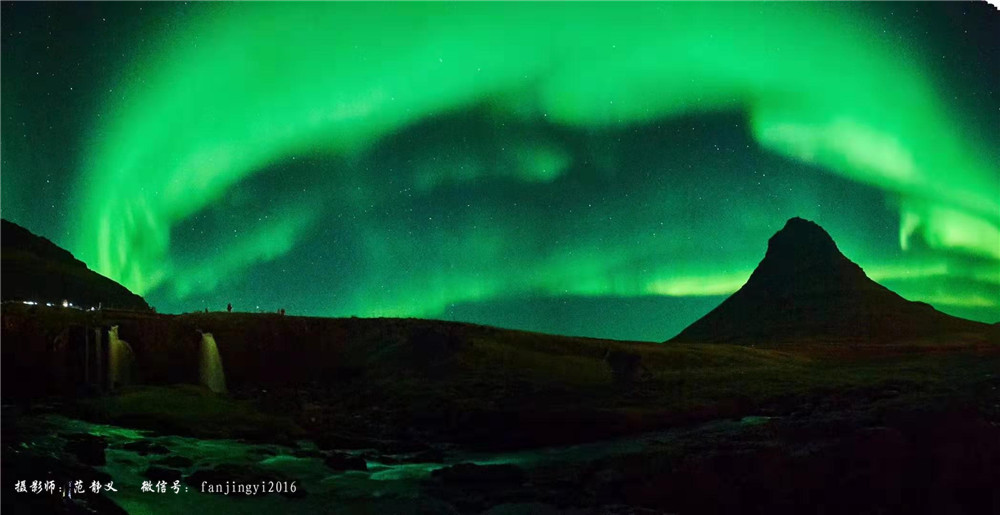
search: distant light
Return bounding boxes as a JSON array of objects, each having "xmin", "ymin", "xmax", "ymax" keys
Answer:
[
  {"xmin": 22, "ymin": 301, "xmax": 37, "ymax": 306},
  {"xmin": 62, "ymin": 300, "xmax": 69, "ymax": 308},
  {"xmin": 45, "ymin": 302, "xmax": 54, "ymax": 307}
]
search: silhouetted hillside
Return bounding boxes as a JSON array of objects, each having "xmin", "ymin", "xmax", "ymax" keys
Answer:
[
  {"xmin": 670, "ymin": 217, "xmax": 992, "ymax": 344},
  {"xmin": 1, "ymin": 219, "xmax": 149, "ymax": 310}
]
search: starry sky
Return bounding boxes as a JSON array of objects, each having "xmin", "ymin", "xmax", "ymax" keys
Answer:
[{"xmin": 2, "ymin": 2, "xmax": 998, "ymax": 341}]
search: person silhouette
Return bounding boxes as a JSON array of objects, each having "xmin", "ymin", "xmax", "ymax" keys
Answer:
[{"xmin": 227, "ymin": 303, "xmax": 232, "ymax": 313}]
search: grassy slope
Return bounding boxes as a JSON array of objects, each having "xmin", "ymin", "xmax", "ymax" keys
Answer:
[
  {"xmin": 72, "ymin": 384, "xmax": 306, "ymax": 444},
  {"xmin": 4, "ymin": 306, "xmax": 997, "ymax": 449}
]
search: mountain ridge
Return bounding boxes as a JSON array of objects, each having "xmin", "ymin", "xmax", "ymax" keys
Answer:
[
  {"xmin": 670, "ymin": 217, "xmax": 993, "ymax": 344},
  {"xmin": 1, "ymin": 218, "xmax": 150, "ymax": 311}
]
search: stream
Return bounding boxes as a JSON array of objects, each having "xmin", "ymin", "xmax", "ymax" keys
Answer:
[{"xmin": 7, "ymin": 413, "xmax": 772, "ymax": 514}]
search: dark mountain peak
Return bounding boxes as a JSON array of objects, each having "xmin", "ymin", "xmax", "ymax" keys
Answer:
[
  {"xmin": 1, "ymin": 219, "xmax": 83, "ymax": 266},
  {"xmin": 669, "ymin": 218, "xmax": 991, "ymax": 344},
  {"xmin": 748, "ymin": 217, "xmax": 869, "ymax": 299},
  {"xmin": 765, "ymin": 217, "xmax": 839, "ymax": 263},
  {"xmin": 1, "ymin": 218, "xmax": 149, "ymax": 311}
]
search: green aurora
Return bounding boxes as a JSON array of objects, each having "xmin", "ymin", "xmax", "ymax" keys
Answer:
[{"xmin": 3, "ymin": 2, "xmax": 998, "ymax": 340}]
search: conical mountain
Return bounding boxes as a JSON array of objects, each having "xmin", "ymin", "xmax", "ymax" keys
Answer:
[{"xmin": 670, "ymin": 217, "xmax": 991, "ymax": 344}]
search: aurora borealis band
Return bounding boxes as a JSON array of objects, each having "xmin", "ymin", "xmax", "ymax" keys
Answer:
[{"xmin": 2, "ymin": 3, "xmax": 998, "ymax": 341}]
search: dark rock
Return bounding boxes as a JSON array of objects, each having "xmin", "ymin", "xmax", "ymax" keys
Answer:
[
  {"xmin": 380, "ymin": 439, "xmax": 433, "ymax": 454},
  {"xmin": 291, "ymin": 448, "xmax": 324, "ymax": 459},
  {"xmin": 280, "ymin": 484, "xmax": 308, "ymax": 499},
  {"xmin": 121, "ymin": 440, "xmax": 170, "ymax": 455},
  {"xmin": 426, "ymin": 463, "xmax": 533, "ymax": 513},
  {"xmin": 481, "ymin": 502, "xmax": 563, "ymax": 515},
  {"xmin": 143, "ymin": 466, "xmax": 183, "ymax": 482},
  {"xmin": 4, "ymin": 492, "xmax": 130, "ymax": 515},
  {"xmin": 431, "ymin": 463, "xmax": 525, "ymax": 485},
  {"xmin": 312, "ymin": 432, "xmax": 375, "ymax": 450},
  {"xmin": 334, "ymin": 498, "xmax": 460, "ymax": 514},
  {"xmin": 324, "ymin": 452, "xmax": 367, "ymax": 471},
  {"xmin": 370, "ymin": 454, "xmax": 402, "ymax": 465},
  {"xmin": 248, "ymin": 446, "xmax": 278, "ymax": 457},
  {"xmin": 359, "ymin": 450, "xmax": 398, "ymax": 463},
  {"xmin": 184, "ymin": 464, "xmax": 290, "ymax": 489},
  {"xmin": 63, "ymin": 433, "xmax": 107, "ymax": 466},
  {"xmin": 76, "ymin": 494, "xmax": 132, "ymax": 515},
  {"xmin": 151, "ymin": 455, "xmax": 194, "ymax": 468},
  {"xmin": 255, "ymin": 388, "xmax": 303, "ymax": 416},
  {"xmin": 586, "ymin": 468, "xmax": 626, "ymax": 505},
  {"xmin": 401, "ymin": 448, "xmax": 446, "ymax": 463}
]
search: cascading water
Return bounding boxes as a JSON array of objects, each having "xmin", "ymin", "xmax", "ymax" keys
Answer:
[
  {"xmin": 107, "ymin": 325, "xmax": 135, "ymax": 390},
  {"xmin": 199, "ymin": 332, "xmax": 227, "ymax": 394}
]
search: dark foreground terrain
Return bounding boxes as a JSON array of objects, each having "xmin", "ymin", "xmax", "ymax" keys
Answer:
[
  {"xmin": 2, "ymin": 305, "xmax": 998, "ymax": 514},
  {"xmin": 3, "ymin": 217, "xmax": 997, "ymax": 514}
]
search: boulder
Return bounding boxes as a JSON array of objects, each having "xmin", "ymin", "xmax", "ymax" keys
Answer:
[
  {"xmin": 324, "ymin": 452, "xmax": 367, "ymax": 471},
  {"xmin": 63, "ymin": 433, "xmax": 108, "ymax": 466}
]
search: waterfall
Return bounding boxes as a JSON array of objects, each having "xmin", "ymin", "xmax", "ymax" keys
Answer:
[
  {"xmin": 199, "ymin": 332, "xmax": 227, "ymax": 394},
  {"xmin": 107, "ymin": 325, "xmax": 135, "ymax": 390}
]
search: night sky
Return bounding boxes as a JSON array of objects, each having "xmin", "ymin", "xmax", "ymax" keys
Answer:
[{"xmin": 2, "ymin": 2, "xmax": 998, "ymax": 341}]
